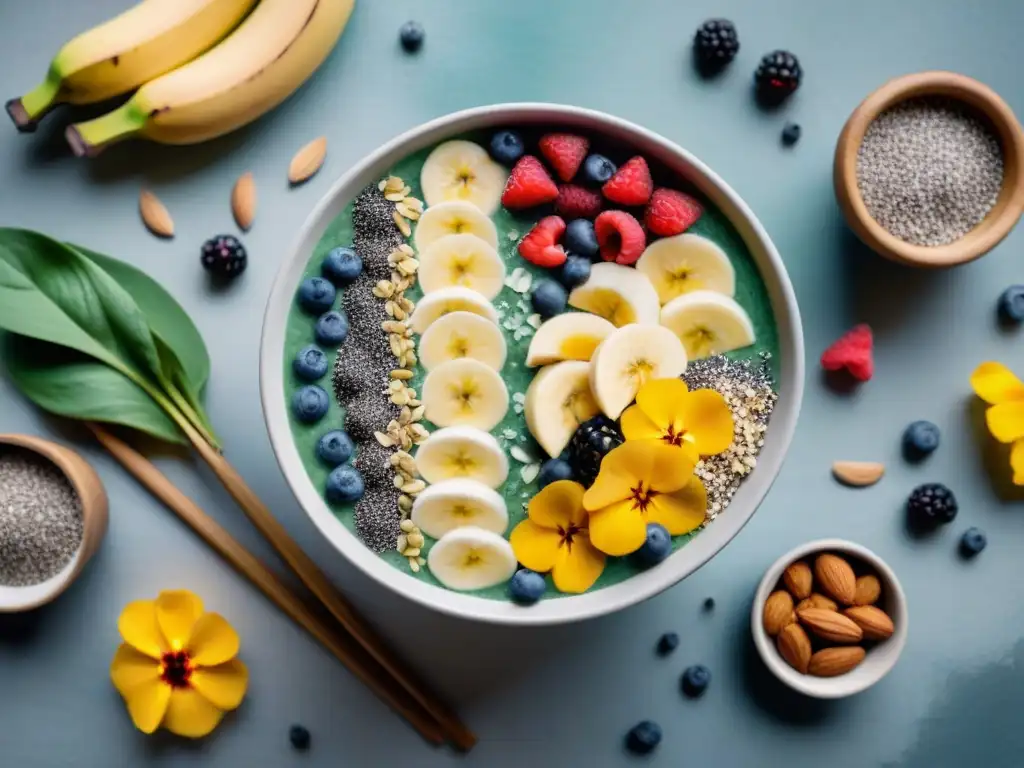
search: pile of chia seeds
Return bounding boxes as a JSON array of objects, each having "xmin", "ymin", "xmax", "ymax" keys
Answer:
[
  {"xmin": 0, "ymin": 447, "xmax": 84, "ymax": 586},
  {"xmin": 857, "ymin": 97, "xmax": 1004, "ymax": 247},
  {"xmin": 683, "ymin": 353, "xmax": 778, "ymax": 522}
]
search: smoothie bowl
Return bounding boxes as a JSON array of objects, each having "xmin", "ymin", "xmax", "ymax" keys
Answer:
[{"xmin": 261, "ymin": 104, "xmax": 804, "ymax": 625}]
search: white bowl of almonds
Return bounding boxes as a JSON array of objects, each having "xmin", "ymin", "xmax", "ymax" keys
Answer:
[{"xmin": 751, "ymin": 539, "xmax": 908, "ymax": 698}]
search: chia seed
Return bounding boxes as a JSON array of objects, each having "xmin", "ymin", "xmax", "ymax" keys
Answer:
[{"xmin": 857, "ymin": 97, "xmax": 1004, "ymax": 247}]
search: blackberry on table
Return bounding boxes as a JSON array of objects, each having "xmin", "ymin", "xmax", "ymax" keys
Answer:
[
  {"xmin": 568, "ymin": 416, "xmax": 624, "ymax": 487},
  {"xmin": 755, "ymin": 50, "xmax": 802, "ymax": 104},
  {"xmin": 200, "ymin": 234, "xmax": 247, "ymax": 278},
  {"xmin": 907, "ymin": 482, "xmax": 958, "ymax": 526},
  {"xmin": 694, "ymin": 19, "xmax": 740, "ymax": 72}
]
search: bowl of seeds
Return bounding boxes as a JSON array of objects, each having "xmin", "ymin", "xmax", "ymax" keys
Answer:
[
  {"xmin": 835, "ymin": 71, "xmax": 1024, "ymax": 268},
  {"xmin": 0, "ymin": 434, "xmax": 108, "ymax": 612}
]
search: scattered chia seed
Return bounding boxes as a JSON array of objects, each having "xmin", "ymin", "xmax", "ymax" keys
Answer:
[
  {"xmin": 857, "ymin": 97, "xmax": 1004, "ymax": 247},
  {"xmin": 0, "ymin": 447, "xmax": 84, "ymax": 586}
]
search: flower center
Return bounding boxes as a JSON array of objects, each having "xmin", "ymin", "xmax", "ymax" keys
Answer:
[
  {"xmin": 557, "ymin": 522, "xmax": 585, "ymax": 552},
  {"xmin": 160, "ymin": 651, "xmax": 193, "ymax": 689},
  {"xmin": 630, "ymin": 481, "xmax": 658, "ymax": 512},
  {"xmin": 661, "ymin": 424, "xmax": 689, "ymax": 447}
]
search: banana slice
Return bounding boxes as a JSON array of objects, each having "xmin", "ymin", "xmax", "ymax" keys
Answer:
[
  {"xmin": 659, "ymin": 290, "xmax": 756, "ymax": 360},
  {"xmin": 635, "ymin": 233, "xmax": 736, "ymax": 305},
  {"xmin": 414, "ymin": 426, "xmax": 509, "ymax": 488},
  {"xmin": 411, "ymin": 478, "xmax": 509, "ymax": 539},
  {"xmin": 526, "ymin": 312, "xmax": 617, "ymax": 367},
  {"xmin": 422, "ymin": 358, "xmax": 509, "ymax": 431},
  {"xmin": 409, "ymin": 286, "xmax": 500, "ymax": 334},
  {"xmin": 419, "ymin": 311, "xmax": 507, "ymax": 372},
  {"xmin": 419, "ymin": 234, "xmax": 506, "ymax": 300},
  {"xmin": 568, "ymin": 262, "xmax": 660, "ymax": 327},
  {"xmin": 414, "ymin": 200, "xmax": 499, "ymax": 253},
  {"xmin": 525, "ymin": 360, "xmax": 601, "ymax": 458},
  {"xmin": 420, "ymin": 141, "xmax": 508, "ymax": 216},
  {"xmin": 589, "ymin": 324, "xmax": 688, "ymax": 419},
  {"xmin": 427, "ymin": 526, "xmax": 517, "ymax": 591}
]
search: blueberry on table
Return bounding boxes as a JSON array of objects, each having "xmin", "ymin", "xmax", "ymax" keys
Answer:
[
  {"xmin": 564, "ymin": 218, "xmax": 600, "ymax": 260},
  {"xmin": 781, "ymin": 122, "xmax": 802, "ymax": 146},
  {"xmin": 200, "ymin": 235, "xmax": 247, "ymax": 278},
  {"xmin": 293, "ymin": 345, "xmax": 328, "ymax": 381},
  {"xmin": 317, "ymin": 430, "xmax": 354, "ymax": 467},
  {"xmin": 580, "ymin": 154, "xmax": 617, "ymax": 187},
  {"xmin": 656, "ymin": 632, "xmax": 679, "ymax": 656},
  {"xmin": 509, "ymin": 569, "xmax": 546, "ymax": 604},
  {"xmin": 315, "ymin": 310, "xmax": 349, "ymax": 345},
  {"xmin": 558, "ymin": 255, "xmax": 591, "ymax": 289},
  {"xmin": 289, "ymin": 724, "xmax": 311, "ymax": 751},
  {"xmin": 322, "ymin": 246, "xmax": 362, "ymax": 285},
  {"xmin": 489, "ymin": 130, "xmax": 525, "ymax": 167},
  {"xmin": 681, "ymin": 664, "xmax": 711, "ymax": 697},
  {"xmin": 625, "ymin": 720, "xmax": 662, "ymax": 755},
  {"xmin": 292, "ymin": 385, "xmax": 330, "ymax": 423},
  {"xmin": 998, "ymin": 285, "xmax": 1024, "ymax": 323},
  {"xmin": 537, "ymin": 458, "xmax": 574, "ymax": 489},
  {"xmin": 326, "ymin": 465, "xmax": 365, "ymax": 503},
  {"xmin": 399, "ymin": 21, "xmax": 425, "ymax": 52},
  {"xmin": 907, "ymin": 482, "xmax": 958, "ymax": 526},
  {"xmin": 960, "ymin": 527, "xmax": 987, "ymax": 557},
  {"xmin": 703, "ymin": 597, "xmax": 715, "ymax": 611},
  {"xmin": 297, "ymin": 277, "xmax": 336, "ymax": 314},
  {"xmin": 531, "ymin": 279, "xmax": 568, "ymax": 318},
  {"xmin": 635, "ymin": 522, "xmax": 672, "ymax": 566},
  {"xmin": 903, "ymin": 420, "xmax": 940, "ymax": 459}
]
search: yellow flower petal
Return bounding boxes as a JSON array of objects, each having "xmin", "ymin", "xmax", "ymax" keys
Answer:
[
  {"xmin": 118, "ymin": 600, "xmax": 168, "ymax": 659},
  {"xmin": 635, "ymin": 378, "xmax": 689, "ymax": 429},
  {"xmin": 110, "ymin": 644, "xmax": 161, "ymax": 699},
  {"xmin": 509, "ymin": 519, "xmax": 563, "ymax": 573},
  {"xmin": 1012, "ymin": 440, "xmax": 1024, "ymax": 485},
  {"xmin": 587, "ymin": 499, "xmax": 648, "ymax": 556},
  {"xmin": 583, "ymin": 441, "xmax": 696, "ymax": 511},
  {"xmin": 986, "ymin": 401, "xmax": 1024, "ymax": 443},
  {"xmin": 123, "ymin": 675, "xmax": 171, "ymax": 734},
  {"xmin": 190, "ymin": 658, "xmax": 249, "ymax": 711},
  {"xmin": 527, "ymin": 480, "xmax": 586, "ymax": 529},
  {"xmin": 156, "ymin": 590, "xmax": 204, "ymax": 652},
  {"xmin": 551, "ymin": 535, "xmax": 605, "ymax": 593},
  {"xmin": 187, "ymin": 613, "xmax": 240, "ymax": 667},
  {"xmin": 647, "ymin": 476, "xmax": 707, "ymax": 535},
  {"xmin": 639, "ymin": 441, "xmax": 696, "ymax": 493},
  {"xmin": 162, "ymin": 687, "xmax": 225, "ymax": 739},
  {"xmin": 620, "ymin": 405, "xmax": 664, "ymax": 442},
  {"xmin": 677, "ymin": 389, "xmax": 734, "ymax": 455},
  {"xmin": 971, "ymin": 361, "xmax": 1024, "ymax": 405}
]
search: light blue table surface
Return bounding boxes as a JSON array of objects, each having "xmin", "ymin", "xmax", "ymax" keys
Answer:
[{"xmin": 2, "ymin": 1, "xmax": 1024, "ymax": 765}]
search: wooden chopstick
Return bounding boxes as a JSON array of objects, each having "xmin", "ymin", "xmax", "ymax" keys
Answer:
[{"xmin": 86, "ymin": 424, "xmax": 445, "ymax": 746}]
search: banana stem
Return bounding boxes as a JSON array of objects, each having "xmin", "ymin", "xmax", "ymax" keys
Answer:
[
  {"xmin": 66, "ymin": 101, "xmax": 144, "ymax": 157},
  {"xmin": 9, "ymin": 68, "xmax": 63, "ymax": 129}
]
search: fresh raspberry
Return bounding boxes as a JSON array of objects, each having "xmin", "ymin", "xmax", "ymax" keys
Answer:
[
  {"xmin": 602, "ymin": 156, "xmax": 654, "ymax": 206},
  {"xmin": 645, "ymin": 188, "xmax": 704, "ymax": 236},
  {"xmin": 502, "ymin": 155, "xmax": 559, "ymax": 209},
  {"xmin": 539, "ymin": 133, "xmax": 589, "ymax": 182},
  {"xmin": 594, "ymin": 210, "xmax": 646, "ymax": 265},
  {"xmin": 519, "ymin": 216, "xmax": 568, "ymax": 268},
  {"xmin": 820, "ymin": 324, "xmax": 874, "ymax": 382},
  {"xmin": 554, "ymin": 184, "xmax": 603, "ymax": 219}
]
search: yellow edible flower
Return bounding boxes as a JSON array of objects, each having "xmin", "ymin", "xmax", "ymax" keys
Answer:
[
  {"xmin": 582, "ymin": 440, "xmax": 707, "ymax": 556},
  {"xmin": 971, "ymin": 361, "xmax": 1024, "ymax": 484},
  {"xmin": 510, "ymin": 480, "xmax": 606, "ymax": 593},
  {"xmin": 620, "ymin": 378, "xmax": 734, "ymax": 458},
  {"xmin": 110, "ymin": 590, "xmax": 248, "ymax": 739}
]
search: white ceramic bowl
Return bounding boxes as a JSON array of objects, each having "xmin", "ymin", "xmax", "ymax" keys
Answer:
[
  {"xmin": 751, "ymin": 539, "xmax": 908, "ymax": 698},
  {"xmin": 261, "ymin": 103, "xmax": 805, "ymax": 626}
]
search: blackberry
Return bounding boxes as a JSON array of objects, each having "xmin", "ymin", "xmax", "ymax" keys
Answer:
[
  {"xmin": 907, "ymin": 483, "xmax": 958, "ymax": 526},
  {"xmin": 755, "ymin": 50, "xmax": 802, "ymax": 104},
  {"xmin": 567, "ymin": 416, "xmax": 624, "ymax": 487},
  {"xmin": 201, "ymin": 234, "xmax": 247, "ymax": 278},
  {"xmin": 693, "ymin": 19, "xmax": 740, "ymax": 72}
]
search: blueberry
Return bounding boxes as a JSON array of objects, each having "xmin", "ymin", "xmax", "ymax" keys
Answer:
[
  {"xmin": 537, "ymin": 458, "xmax": 574, "ymax": 488},
  {"xmin": 317, "ymin": 430, "xmax": 354, "ymax": 467},
  {"xmin": 489, "ymin": 130, "xmax": 525, "ymax": 167},
  {"xmin": 509, "ymin": 569, "xmax": 546, "ymax": 604},
  {"xmin": 656, "ymin": 632, "xmax": 679, "ymax": 656},
  {"xmin": 297, "ymin": 277, "xmax": 336, "ymax": 315},
  {"xmin": 903, "ymin": 420, "xmax": 940, "ymax": 459},
  {"xmin": 998, "ymin": 285, "xmax": 1024, "ymax": 323},
  {"xmin": 635, "ymin": 522, "xmax": 672, "ymax": 566},
  {"xmin": 399, "ymin": 21, "xmax": 424, "ymax": 52},
  {"xmin": 960, "ymin": 527, "xmax": 987, "ymax": 557},
  {"xmin": 289, "ymin": 724, "xmax": 311, "ymax": 751},
  {"xmin": 322, "ymin": 246, "xmax": 362, "ymax": 285},
  {"xmin": 558, "ymin": 255, "xmax": 591, "ymax": 289},
  {"xmin": 703, "ymin": 597, "xmax": 715, "ymax": 611},
  {"xmin": 564, "ymin": 219, "xmax": 600, "ymax": 260},
  {"xmin": 293, "ymin": 345, "xmax": 328, "ymax": 381},
  {"xmin": 326, "ymin": 465, "xmax": 365, "ymax": 503},
  {"xmin": 625, "ymin": 721, "xmax": 662, "ymax": 755},
  {"xmin": 315, "ymin": 310, "xmax": 349, "ymax": 345},
  {"xmin": 531, "ymin": 279, "xmax": 568, "ymax": 318},
  {"xmin": 291, "ymin": 385, "xmax": 329, "ymax": 423},
  {"xmin": 580, "ymin": 154, "xmax": 617, "ymax": 187},
  {"xmin": 681, "ymin": 664, "xmax": 711, "ymax": 697},
  {"xmin": 781, "ymin": 122, "xmax": 802, "ymax": 146}
]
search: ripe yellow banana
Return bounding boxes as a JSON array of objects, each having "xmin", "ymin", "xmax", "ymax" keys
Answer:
[
  {"xmin": 5, "ymin": 0, "xmax": 258, "ymax": 131},
  {"xmin": 67, "ymin": 0, "xmax": 355, "ymax": 155}
]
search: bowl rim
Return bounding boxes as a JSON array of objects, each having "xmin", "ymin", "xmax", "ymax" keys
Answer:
[
  {"xmin": 260, "ymin": 102, "xmax": 805, "ymax": 626},
  {"xmin": 834, "ymin": 70, "xmax": 1024, "ymax": 268},
  {"xmin": 750, "ymin": 538, "xmax": 909, "ymax": 699}
]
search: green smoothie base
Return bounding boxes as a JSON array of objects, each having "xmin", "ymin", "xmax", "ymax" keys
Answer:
[{"xmin": 284, "ymin": 133, "xmax": 781, "ymax": 601}]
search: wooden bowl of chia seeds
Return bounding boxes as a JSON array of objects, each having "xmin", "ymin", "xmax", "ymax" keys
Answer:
[
  {"xmin": 835, "ymin": 71, "xmax": 1024, "ymax": 268},
  {"xmin": 0, "ymin": 435, "xmax": 108, "ymax": 612}
]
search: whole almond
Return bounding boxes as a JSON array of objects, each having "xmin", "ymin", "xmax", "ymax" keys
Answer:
[
  {"xmin": 796, "ymin": 607, "xmax": 863, "ymax": 644},
  {"xmin": 139, "ymin": 189, "xmax": 174, "ymax": 238},
  {"xmin": 782, "ymin": 560, "xmax": 813, "ymax": 600},
  {"xmin": 796, "ymin": 593, "xmax": 838, "ymax": 613},
  {"xmin": 843, "ymin": 605, "xmax": 894, "ymax": 640},
  {"xmin": 832, "ymin": 460, "xmax": 885, "ymax": 487},
  {"xmin": 231, "ymin": 171, "xmax": 256, "ymax": 230},
  {"xmin": 289, "ymin": 136, "xmax": 327, "ymax": 184},
  {"xmin": 763, "ymin": 590, "xmax": 796, "ymax": 636},
  {"xmin": 808, "ymin": 646, "xmax": 866, "ymax": 677},
  {"xmin": 854, "ymin": 574, "xmax": 882, "ymax": 606},
  {"xmin": 777, "ymin": 623, "xmax": 812, "ymax": 674},
  {"xmin": 815, "ymin": 553, "xmax": 856, "ymax": 605}
]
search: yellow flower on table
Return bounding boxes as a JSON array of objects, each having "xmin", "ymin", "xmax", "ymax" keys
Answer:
[
  {"xmin": 110, "ymin": 590, "xmax": 248, "ymax": 738},
  {"xmin": 582, "ymin": 440, "xmax": 707, "ymax": 556},
  {"xmin": 971, "ymin": 361, "xmax": 1024, "ymax": 484},
  {"xmin": 510, "ymin": 480, "xmax": 606, "ymax": 593},
  {"xmin": 620, "ymin": 378, "xmax": 734, "ymax": 458}
]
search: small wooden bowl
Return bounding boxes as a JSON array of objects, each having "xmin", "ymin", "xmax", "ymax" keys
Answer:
[
  {"xmin": 835, "ymin": 71, "xmax": 1024, "ymax": 268},
  {"xmin": 0, "ymin": 435, "xmax": 108, "ymax": 612}
]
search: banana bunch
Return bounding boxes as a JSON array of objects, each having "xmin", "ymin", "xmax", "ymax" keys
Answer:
[{"xmin": 5, "ymin": 0, "xmax": 354, "ymax": 155}]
